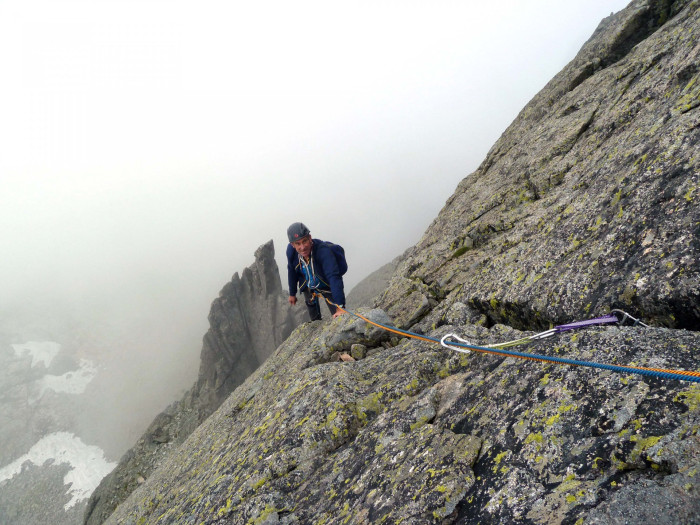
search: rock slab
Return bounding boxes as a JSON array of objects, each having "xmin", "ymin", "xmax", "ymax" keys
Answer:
[{"xmin": 97, "ymin": 1, "xmax": 700, "ymax": 523}]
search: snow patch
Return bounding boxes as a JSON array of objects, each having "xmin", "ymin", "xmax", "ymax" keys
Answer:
[
  {"xmin": 0, "ymin": 432, "xmax": 116, "ymax": 510},
  {"xmin": 11, "ymin": 341, "xmax": 61, "ymax": 368},
  {"xmin": 31, "ymin": 359, "xmax": 98, "ymax": 402}
]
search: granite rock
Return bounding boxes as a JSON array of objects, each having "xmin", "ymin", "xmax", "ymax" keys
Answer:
[
  {"xmin": 84, "ymin": 241, "xmax": 299, "ymax": 525},
  {"xmin": 95, "ymin": 2, "xmax": 700, "ymax": 523},
  {"xmin": 377, "ymin": 0, "xmax": 700, "ymax": 331}
]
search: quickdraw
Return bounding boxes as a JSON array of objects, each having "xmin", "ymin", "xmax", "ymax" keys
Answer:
[{"xmin": 318, "ymin": 296, "xmax": 700, "ymax": 384}]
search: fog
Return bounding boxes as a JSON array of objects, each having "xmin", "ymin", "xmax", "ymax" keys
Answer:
[{"xmin": 0, "ymin": 0, "xmax": 631, "ymax": 456}]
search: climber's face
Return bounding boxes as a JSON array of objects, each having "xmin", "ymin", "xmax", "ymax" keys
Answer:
[{"xmin": 292, "ymin": 235, "xmax": 313, "ymax": 259}]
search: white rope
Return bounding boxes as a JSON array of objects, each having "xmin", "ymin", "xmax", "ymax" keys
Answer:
[
  {"xmin": 442, "ymin": 309, "xmax": 647, "ymax": 352},
  {"xmin": 442, "ymin": 328, "xmax": 559, "ymax": 352}
]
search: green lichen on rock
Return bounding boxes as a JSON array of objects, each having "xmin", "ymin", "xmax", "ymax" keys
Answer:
[
  {"xmin": 103, "ymin": 306, "xmax": 700, "ymax": 525},
  {"xmin": 96, "ymin": 2, "xmax": 700, "ymax": 524},
  {"xmin": 376, "ymin": 0, "xmax": 700, "ymax": 332}
]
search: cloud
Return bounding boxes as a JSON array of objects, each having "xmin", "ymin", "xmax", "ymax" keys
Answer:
[{"xmin": 0, "ymin": 0, "xmax": 631, "ymax": 452}]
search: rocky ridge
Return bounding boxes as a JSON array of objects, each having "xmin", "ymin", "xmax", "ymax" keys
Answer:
[
  {"xmin": 104, "ymin": 311, "xmax": 700, "ymax": 524},
  {"xmin": 378, "ymin": 0, "xmax": 699, "ymax": 331},
  {"xmin": 345, "ymin": 254, "xmax": 404, "ymax": 309},
  {"xmin": 100, "ymin": 1, "xmax": 699, "ymax": 523},
  {"xmin": 84, "ymin": 241, "xmax": 300, "ymax": 525}
]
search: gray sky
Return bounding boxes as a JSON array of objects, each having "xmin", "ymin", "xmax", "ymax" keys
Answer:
[{"xmin": 1, "ymin": 1, "xmax": 630, "ymax": 360}]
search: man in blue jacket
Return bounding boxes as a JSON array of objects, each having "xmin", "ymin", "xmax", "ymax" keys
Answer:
[{"xmin": 286, "ymin": 222, "xmax": 346, "ymax": 321}]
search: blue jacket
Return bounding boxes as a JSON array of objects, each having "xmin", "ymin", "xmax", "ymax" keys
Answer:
[{"xmin": 287, "ymin": 239, "xmax": 346, "ymax": 307}]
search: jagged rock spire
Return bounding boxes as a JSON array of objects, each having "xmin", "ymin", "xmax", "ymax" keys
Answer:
[{"xmin": 84, "ymin": 240, "xmax": 299, "ymax": 525}]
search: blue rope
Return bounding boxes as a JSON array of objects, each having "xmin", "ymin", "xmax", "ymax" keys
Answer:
[{"xmin": 338, "ymin": 306, "xmax": 700, "ymax": 384}]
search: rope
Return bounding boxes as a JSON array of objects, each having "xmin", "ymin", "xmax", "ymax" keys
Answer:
[{"xmin": 317, "ymin": 295, "xmax": 700, "ymax": 384}]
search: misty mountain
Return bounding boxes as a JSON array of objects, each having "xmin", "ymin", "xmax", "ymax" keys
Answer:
[
  {"xmin": 84, "ymin": 241, "xmax": 303, "ymax": 525},
  {"xmin": 0, "ymin": 222, "xmax": 395, "ymax": 525},
  {"xmin": 0, "ymin": 296, "xmax": 202, "ymax": 523},
  {"xmin": 97, "ymin": 0, "xmax": 700, "ymax": 523}
]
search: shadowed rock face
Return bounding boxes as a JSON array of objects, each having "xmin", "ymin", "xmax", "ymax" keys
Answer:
[
  {"xmin": 195, "ymin": 240, "xmax": 299, "ymax": 410},
  {"xmin": 96, "ymin": 1, "xmax": 700, "ymax": 524},
  {"xmin": 84, "ymin": 240, "xmax": 298, "ymax": 525},
  {"xmin": 377, "ymin": 0, "xmax": 699, "ymax": 331}
]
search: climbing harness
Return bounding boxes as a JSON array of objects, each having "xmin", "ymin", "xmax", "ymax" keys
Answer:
[
  {"xmin": 316, "ymin": 294, "xmax": 700, "ymax": 384},
  {"xmin": 300, "ymin": 257, "xmax": 323, "ymax": 291}
]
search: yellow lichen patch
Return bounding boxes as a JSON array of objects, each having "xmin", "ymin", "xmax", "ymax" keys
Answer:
[
  {"xmin": 629, "ymin": 435, "xmax": 662, "ymax": 450},
  {"xmin": 493, "ymin": 451, "xmax": 509, "ymax": 464},
  {"xmin": 524, "ymin": 432, "xmax": 544, "ymax": 445},
  {"xmin": 250, "ymin": 504, "xmax": 283, "ymax": 524},
  {"xmin": 410, "ymin": 416, "xmax": 432, "ymax": 431},
  {"xmin": 546, "ymin": 413, "xmax": 561, "ymax": 425},
  {"xmin": 216, "ymin": 498, "xmax": 232, "ymax": 518},
  {"xmin": 675, "ymin": 74, "xmax": 700, "ymax": 113},
  {"xmin": 674, "ymin": 386, "xmax": 700, "ymax": 412}
]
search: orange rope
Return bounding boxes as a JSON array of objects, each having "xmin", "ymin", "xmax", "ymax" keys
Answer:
[{"xmin": 323, "ymin": 297, "xmax": 700, "ymax": 382}]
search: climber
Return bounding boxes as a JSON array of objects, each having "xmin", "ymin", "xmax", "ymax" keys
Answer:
[{"xmin": 286, "ymin": 222, "xmax": 347, "ymax": 321}]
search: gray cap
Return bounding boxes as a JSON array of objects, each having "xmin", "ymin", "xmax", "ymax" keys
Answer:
[{"xmin": 287, "ymin": 222, "xmax": 310, "ymax": 242}]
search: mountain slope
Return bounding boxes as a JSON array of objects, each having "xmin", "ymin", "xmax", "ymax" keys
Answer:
[
  {"xmin": 85, "ymin": 241, "xmax": 299, "ymax": 525},
  {"xmin": 378, "ymin": 0, "xmax": 699, "ymax": 331},
  {"xmin": 103, "ymin": 1, "xmax": 700, "ymax": 523}
]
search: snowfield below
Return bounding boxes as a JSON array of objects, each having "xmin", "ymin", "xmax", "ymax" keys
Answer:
[
  {"xmin": 2, "ymin": 341, "xmax": 114, "ymax": 511},
  {"xmin": 31, "ymin": 358, "xmax": 98, "ymax": 402},
  {"xmin": 0, "ymin": 431, "xmax": 117, "ymax": 510}
]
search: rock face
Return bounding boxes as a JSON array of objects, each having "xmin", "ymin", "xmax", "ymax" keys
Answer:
[
  {"xmin": 100, "ymin": 1, "xmax": 700, "ymax": 524},
  {"xmin": 345, "ymin": 253, "xmax": 405, "ymax": 308},
  {"xmin": 195, "ymin": 241, "xmax": 301, "ymax": 410},
  {"xmin": 378, "ymin": 0, "xmax": 699, "ymax": 331},
  {"xmin": 104, "ymin": 314, "xmax": 700, "ymax": 524},
  {"xmin": 84, "ymin": 240, "xmax": 298, "ymax": 525}
]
